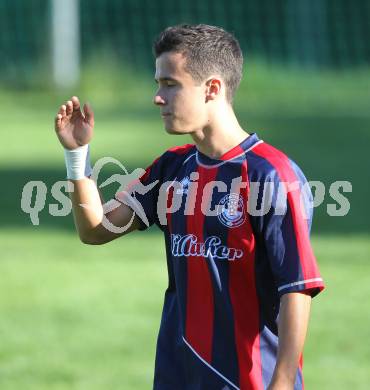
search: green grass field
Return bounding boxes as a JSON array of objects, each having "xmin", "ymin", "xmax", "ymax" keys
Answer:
[
  {"xmin": 1, "ymin": 63, "xmax": 369, "ymax": 389},
  {"xmin": 0, "ymin": 231, "xmax": 369, "ymax": 389}
]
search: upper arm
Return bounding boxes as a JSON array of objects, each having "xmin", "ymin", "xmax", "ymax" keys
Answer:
[
  {"xmin": 248, "ymin": 150, "xmax": 325, "ymax": 298},
  {"xmin": 280, "ymin": 291, "xmax": 312, "ymax": 308}
]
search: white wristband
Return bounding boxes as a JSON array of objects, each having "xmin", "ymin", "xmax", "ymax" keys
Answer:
[{"xmin": 64, "ymin": 144, "xmax": 92, "ymax": 180}]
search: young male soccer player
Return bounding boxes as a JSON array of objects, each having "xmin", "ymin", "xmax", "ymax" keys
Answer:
[{"xmin": 55, "ymin": 24, "xmax": 324, "ymax": 390}]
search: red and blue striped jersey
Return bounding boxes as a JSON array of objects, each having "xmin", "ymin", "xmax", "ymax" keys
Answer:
[{"xmin": 116, "ymin": 133, "xmax": 325, "ymax": 390}]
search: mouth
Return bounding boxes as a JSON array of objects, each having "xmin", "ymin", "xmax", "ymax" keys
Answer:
[{"xmin": 161, "ymin": 113, "xmax": 171, "ymax": 117}]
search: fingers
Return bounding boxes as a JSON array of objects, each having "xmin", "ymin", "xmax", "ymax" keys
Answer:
[
  {"xmin": 71, "ymin": 96, "xmax": 81, "ymax": 112},
  {"xmin": 83, "ymin": 103, "xmax": 95, "ymax": 127},
  {"xmin": 55, "ymin": 104, "xmax": 66, "ymax": 130},
  {"xmin": 54, "ymin": 96, "xmax": 92, "ymax": 131},
  {"xmin": 64, "ymin": 96, "xmax": 81, "ymax": 116},
  {"xmin": 58, "ymin": 104, "xmax": 67, "ymax": 116},
  {"xmin": 65, "ymin": 100, "xmax": 73, "ymax": 115},
  {"xmin": 54, "ymin": 113, "xmax": 62, "ymax": 130},
  {"xmin": 55, "ymin": 96, "xmax": 78, "ymax": 121}
]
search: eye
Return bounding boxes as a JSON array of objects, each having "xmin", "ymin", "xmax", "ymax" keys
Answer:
[{"xmin": 155, "ymin": 79, "xmax": 177, "ymax": 88}]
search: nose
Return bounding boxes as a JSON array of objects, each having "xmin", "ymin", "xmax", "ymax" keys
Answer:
[{"xmin": 153, "ymin": 92, "xmax": 166, "ymax": 106}]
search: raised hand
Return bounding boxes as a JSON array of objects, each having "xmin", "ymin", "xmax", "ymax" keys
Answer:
[{"xmin": 54, "ymin": 96, "xmax": 94, "ymax": 150}]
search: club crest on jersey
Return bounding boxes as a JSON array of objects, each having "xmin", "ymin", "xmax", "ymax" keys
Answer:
[
  {"xmin": 176, "ymin": 176, "xmax": 190, "ymax": 195},
  {"xmin": 217, "ymin": 193, "xmax": 246, "ymax": 228}
]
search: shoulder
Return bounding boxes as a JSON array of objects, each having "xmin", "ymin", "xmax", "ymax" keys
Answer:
[
  {"xmin": 166, "ymin": 143, "xmax": 196, "ymax": 156},
  {"xmin": 154, "ymin": 143, "xmax": 196, "ymax": 167},
  {"xmin": 247, "ymin": 140, "xmax": 307, "ymax": 184},
  {"xmin": 141, "ymin": 143, "xmax": 196, "ymax": 182}
]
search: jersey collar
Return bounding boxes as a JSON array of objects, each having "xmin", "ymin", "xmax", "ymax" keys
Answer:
[{"xmin": 196, "ymin": 133, "xmax": 262, "ymax": 167}]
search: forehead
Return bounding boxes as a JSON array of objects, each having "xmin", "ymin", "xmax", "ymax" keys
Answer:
[{"xmin": 155, "ymin": 52, "xmax": 193, "ymax": 82}]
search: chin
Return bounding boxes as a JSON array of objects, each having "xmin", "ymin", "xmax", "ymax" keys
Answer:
[
  {"xmin": 164, "ymin": 124, "xmax": 189, "ymax": 135},
  {"xmin": 165, "ymin": 128, "xmax": 184, "ymax": 135}
]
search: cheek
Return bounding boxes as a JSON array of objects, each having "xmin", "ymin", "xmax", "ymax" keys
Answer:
[{"xmin": 176, "ymin": 90, "xmax": 205, "ymax": 116}]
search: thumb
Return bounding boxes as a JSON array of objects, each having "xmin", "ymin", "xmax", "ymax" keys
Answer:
[{"xmin": 83, "ymin": 103, "xmax": 95, "ymax": 127}]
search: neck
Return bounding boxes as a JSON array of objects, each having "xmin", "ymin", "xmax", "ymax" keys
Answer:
[{"xmin": 191, "ymin": 104, "xmax": 249, "ymax": 159}]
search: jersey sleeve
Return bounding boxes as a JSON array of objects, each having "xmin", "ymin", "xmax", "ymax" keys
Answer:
[
  {"xmin": 114, "ymin": 154, "xmax": 164, "ymax": 231},
  {"xmin": 250, "ymin": 156, "xmax": 325, "ymax": 298}
]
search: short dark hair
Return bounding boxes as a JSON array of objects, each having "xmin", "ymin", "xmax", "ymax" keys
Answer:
[{"xmin": 153, "ymin": 24, "xmax": 243, "ymax": 104}]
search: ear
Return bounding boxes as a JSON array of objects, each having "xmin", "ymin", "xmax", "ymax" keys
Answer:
[{"xmin": 205, "ymin": 78, "xmax": 222, "ymax": 102}]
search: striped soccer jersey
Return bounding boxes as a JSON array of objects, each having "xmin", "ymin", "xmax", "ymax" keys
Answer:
[{"xmin": 116, "ymin": 133, "xmax": 325, "ymax": 390}]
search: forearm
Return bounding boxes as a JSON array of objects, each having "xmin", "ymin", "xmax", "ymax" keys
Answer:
[
  {"xmin": 69, "ymin": 177, "xmax": 105, "ymax": 242},
  {"xmin": 69, "ymin": 177, "xmax": 141, "ymax": 244},
  {"xmin": 268, "ymin": 292, "xmax": 312, "ymax": 389}
]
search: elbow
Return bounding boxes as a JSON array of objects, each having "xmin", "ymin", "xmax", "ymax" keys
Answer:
[{"xmin": 79, "ymin": 232, "xmax": 105, "ymax": 245}]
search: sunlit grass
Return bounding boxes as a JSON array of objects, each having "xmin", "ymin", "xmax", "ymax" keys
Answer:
[{"xmin": 0, "ymin": 230, "xmax": 369, "ymax": 389}]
